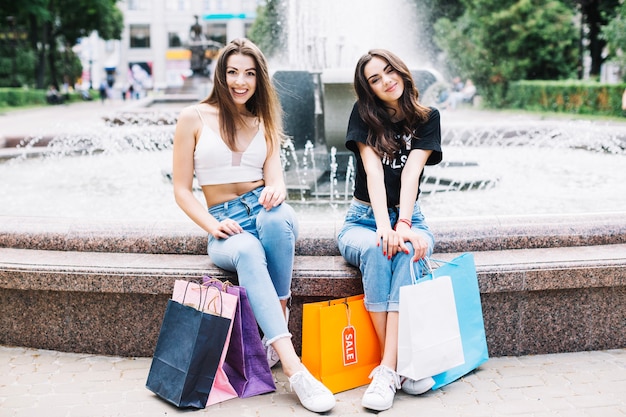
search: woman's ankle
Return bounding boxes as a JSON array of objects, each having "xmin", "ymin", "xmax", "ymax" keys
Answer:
[
  {"xmin": 271, "ymin": 337, "xmax": 304, "ymax": 377},
  {"xmin": 280, "ymin": 357, "xmax": 305, "ymax": 378}
]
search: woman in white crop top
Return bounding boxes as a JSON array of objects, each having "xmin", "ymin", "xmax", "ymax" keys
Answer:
[{"xmin": 172, "ymin": 38, "xmax": 335, "ymax": 413}]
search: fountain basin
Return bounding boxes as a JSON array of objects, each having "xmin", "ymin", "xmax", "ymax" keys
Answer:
[{"xmin": 1, "ymin": 212, "xmax": 625, "ymax": 358}]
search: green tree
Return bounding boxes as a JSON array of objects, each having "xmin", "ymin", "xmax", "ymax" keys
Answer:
[
  {"xmin": 44, "ymin": 0, "xmax": 123, "ymax": 88},
  {"xmin": 564, "ymin": 0, "xmax": 621, "ymax": 79},
  {"xmin": 247, "ymin": 0, "xmax": 285, "ymax": 60},
  {"xmin": 0, "ymin": 0, "xmax": 123, "ymax": 89},
  {"xmin": 434, "ymin": 0, "xmax": 578, "ymax": 105},
  {"xmin": 0, "ymin": 2, "xmax": 45, "ymax": 87},
  {"xmin": 413, "ymin": 0, "xmax": 465, "ymax": 68},
  {"xmin": 600, "ymin": 1, "xmax": 626, "ymax": 81}
]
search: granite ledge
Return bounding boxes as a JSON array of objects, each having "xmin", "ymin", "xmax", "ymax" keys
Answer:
[
  {"xmin": 1, "ymin": 244, "xmax": 624, "ymax": 295},
  {"xmin": 0, "ymin": 212, "xmax": 624, "ymax": 255}
]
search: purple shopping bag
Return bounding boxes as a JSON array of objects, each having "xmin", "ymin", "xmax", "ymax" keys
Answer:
[{"xmin": 203, "ymin": 276, "xmax": 276, "ymax": 398}]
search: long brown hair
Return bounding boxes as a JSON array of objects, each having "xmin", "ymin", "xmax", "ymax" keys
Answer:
[
  {"xmin": 202, "ymin": 38, "xmax": 284, "ymax": 155},
  {"xmin": 353, "ymin": 49, "xmax": 430, "ymax": 156}
]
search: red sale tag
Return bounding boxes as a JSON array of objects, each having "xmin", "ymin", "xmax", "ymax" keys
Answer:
[{"xmin": 342, "ymin": 325, "xmax": 357, "ymax": 366}]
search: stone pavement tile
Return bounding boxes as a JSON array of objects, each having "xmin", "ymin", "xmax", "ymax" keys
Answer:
[
  {"xmin": 585, "ymin": 408, "xmax": 626, "ymax": 417},
  {"xmin": 2, "ymin": 346, "xmax": 626, "ymax": 417},
  {"xmin": 567, "ymin": 393, "xmax": 624, "ymax": 409},
  {"xmin": 382, "ymin": 395, "xmax": 459, "ymax": 417},
  {"xmin": 595, "ymin": 379, "xmax": 626, "ymax": 395}
]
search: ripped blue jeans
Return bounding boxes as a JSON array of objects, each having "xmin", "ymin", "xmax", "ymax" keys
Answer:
[
  {"xmin": 207, "ymin": 186, "xmax": 298, "ymax": 344},
  {"xmin": 337, "ymin": 199, "xmax": 435, "ymax": 313}
]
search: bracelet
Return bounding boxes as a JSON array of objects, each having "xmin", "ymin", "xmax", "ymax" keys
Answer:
[{"xmin": 394, "ymin": 218, "xmax": 412, "ymax": 230}]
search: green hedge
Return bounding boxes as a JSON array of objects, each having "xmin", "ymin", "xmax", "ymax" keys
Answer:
[
  {"xmin": 505, "ymin": 80, "xmax": 626, "ymax": 117},
  {"xmin": 0, "ymin": 88, "xmax": 47, "ymax": 107},
  {"xmin": 0, "ymin": 88, "xmax": 89, "ymax": 108}
]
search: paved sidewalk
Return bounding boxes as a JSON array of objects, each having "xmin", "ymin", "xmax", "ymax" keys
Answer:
[
  {"xmin": 1, "ymin": 346, "xmax": 625, "ymax": 417},
  {"xmin": 0, "ymin": 98, "xmax": 157, "ymax": 141}
]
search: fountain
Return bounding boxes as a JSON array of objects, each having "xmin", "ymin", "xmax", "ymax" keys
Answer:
[
  {"xmin": 1, "ymin": 0, "xmax": 625, "ymax": 223},
  {"xmin": 267, "ymin": 0, "xmax": 451, "ymax": 199},
  {"xmin": 1, "ymin": 109, "xmax": 625, "ymax": 221}
]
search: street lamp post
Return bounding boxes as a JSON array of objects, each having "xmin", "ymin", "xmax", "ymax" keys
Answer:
[{"xmin": 89, "ymin": 59, "xmax": 93, "ymax": 89}]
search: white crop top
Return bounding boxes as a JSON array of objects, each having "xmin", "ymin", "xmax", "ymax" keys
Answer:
[{"xmin": 193, "ymin": 107, "xmax": 267, "ymax": 186}]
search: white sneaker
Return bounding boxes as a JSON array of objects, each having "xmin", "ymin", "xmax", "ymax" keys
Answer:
[
  {"xmin": 400, "ymin": 376, "xmax": 435, "ymax": 395},
  {"xmin": 262, "ymin": 307, "xmax": 290, "ymax": 368},
  {"xmin": 289, "ymin": 369, "xmax": 336, "ymax": 413},
  {"xmin": 361, "ymin": 365, "xmax": 400, "ymax": 411},
  {"xmin": 262, "ymin": 336, "xmax": 280, "ymax": 368}
]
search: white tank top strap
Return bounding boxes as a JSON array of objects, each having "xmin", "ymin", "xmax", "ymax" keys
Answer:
[{"xmin": 194, "ymin": 105, "xmax": 207, "ymax": 125}]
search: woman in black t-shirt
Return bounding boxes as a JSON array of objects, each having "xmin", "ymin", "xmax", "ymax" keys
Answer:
[{"xmin": 337, "ymin": 49, "xmax": 442, "ymax": 412}]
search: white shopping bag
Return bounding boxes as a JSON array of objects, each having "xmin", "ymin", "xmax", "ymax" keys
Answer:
[{"xmin": 397, "ymin": 261, "xmax": 465, "ymax": 381}]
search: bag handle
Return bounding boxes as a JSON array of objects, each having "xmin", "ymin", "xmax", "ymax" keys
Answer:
[
  {"xmin": 410, "ymin": 258, "xmax": 434, "ymax": 285},
  {"xmin": 410, "ymin": 255, "xmax": 465, "ymax": 284},
  {"xmin": 204, "ymin": 286, "xmax": 225, "ymax": 317},
  {"xmin": 181, "ymin": 280, "xmax": 208, "ymax": 311},
  {"xmin": 202, "ymin": 275, "xmax": 234, "ymax": 292},
  {"xmin": 429, "ymin": 258, "xmax": 459, "ymax": 267},
  {"xmin": 342, "ymin": 300, "xmax": 352, "ymax": 327},
  {"xmin": 181, "ymin": 280, "xmax": 226, "ymax": 317}
]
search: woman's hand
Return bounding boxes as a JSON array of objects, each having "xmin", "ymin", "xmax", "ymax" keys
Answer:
[
  {"xmin": 258, "ymin": 186, "xmax": 285, "ymax": 210},
  {"xmin": 376, "ymin": 227, "xmax": 403, "ymax": 260},
  {"xmin": 395, "ymin": 224, "xmax": 429, "ymax": 262},
  {"xmin": 210, "ymin": 218, "xmax": 243, "ymax": 239}
]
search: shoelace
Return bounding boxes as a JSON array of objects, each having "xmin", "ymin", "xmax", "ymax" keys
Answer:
[
  {"xmin": 290, "ymin": 372, "xmax": 327, "ymax": 397},
  {"xmin": 367, "ymin": 366, "xmax": 401, "ymax": 393}
]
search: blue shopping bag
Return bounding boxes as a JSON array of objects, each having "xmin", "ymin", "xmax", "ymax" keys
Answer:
[{"xmin": 430, "ymin": 253, "xmax": 489, "ymax": 389}]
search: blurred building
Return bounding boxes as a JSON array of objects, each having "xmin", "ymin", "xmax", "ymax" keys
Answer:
[{"xmin": 80, "ymin": 0, "xmax": 259, "ymax": 96}]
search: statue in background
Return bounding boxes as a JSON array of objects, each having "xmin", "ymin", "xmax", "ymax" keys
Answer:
[
  {"xmin": 188, "ymin": 15, "xmax": 222, "ymax": 77},
  {"xmin": 190, "ymin": 15, "xmax": 203, "ymax": 42}
]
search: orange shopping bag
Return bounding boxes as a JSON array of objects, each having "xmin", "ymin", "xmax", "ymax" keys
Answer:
[{"xmin": 301, "ymin": 294, "xmax": 380, "ymax": 393}]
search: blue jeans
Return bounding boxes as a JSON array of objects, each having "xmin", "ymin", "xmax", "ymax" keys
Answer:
[
  {"xmin": 207, "ymin": 186, "xmax": 298, "ymax": 344},
  {"xmin": 337, "ymin": 200, "xmax": 435, "ymax": 313}
]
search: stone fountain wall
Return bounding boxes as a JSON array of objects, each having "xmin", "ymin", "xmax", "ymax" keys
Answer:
[{"xmin": 0, "ymin": 213, "xmax": 624, "ymax": 358}]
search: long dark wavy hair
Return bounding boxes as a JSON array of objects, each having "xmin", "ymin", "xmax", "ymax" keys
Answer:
[
  {"xmin": 353, "ymin": 49, "xmax": 431, "ymax": 156},
  {"xmin": 202, "ymin": 38, "xmax": 284, "ymax": 155}
]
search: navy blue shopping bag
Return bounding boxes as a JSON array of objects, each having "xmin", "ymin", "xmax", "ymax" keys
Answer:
[{"xmin": 146, "ymin": 296, "xmax": 231, "ymax": 408}]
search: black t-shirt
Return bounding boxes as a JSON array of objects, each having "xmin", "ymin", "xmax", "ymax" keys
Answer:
[{"xmin": 345, "ymin": 102, "xmax": 442, "ymax": 207}]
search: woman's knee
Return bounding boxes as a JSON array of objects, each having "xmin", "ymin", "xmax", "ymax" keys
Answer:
[
  {"xmin": 209, "ymin": 233, "xmax": 266, "ymax": 264},
  {"xmin": 257, "ymin": 204, "xmax": 297, "ymax": 228}
]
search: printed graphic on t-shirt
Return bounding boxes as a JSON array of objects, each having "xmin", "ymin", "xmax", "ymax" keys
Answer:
[{"xmin": 380, "ymin": 132, "xmax": 412, "ymax": 169}]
